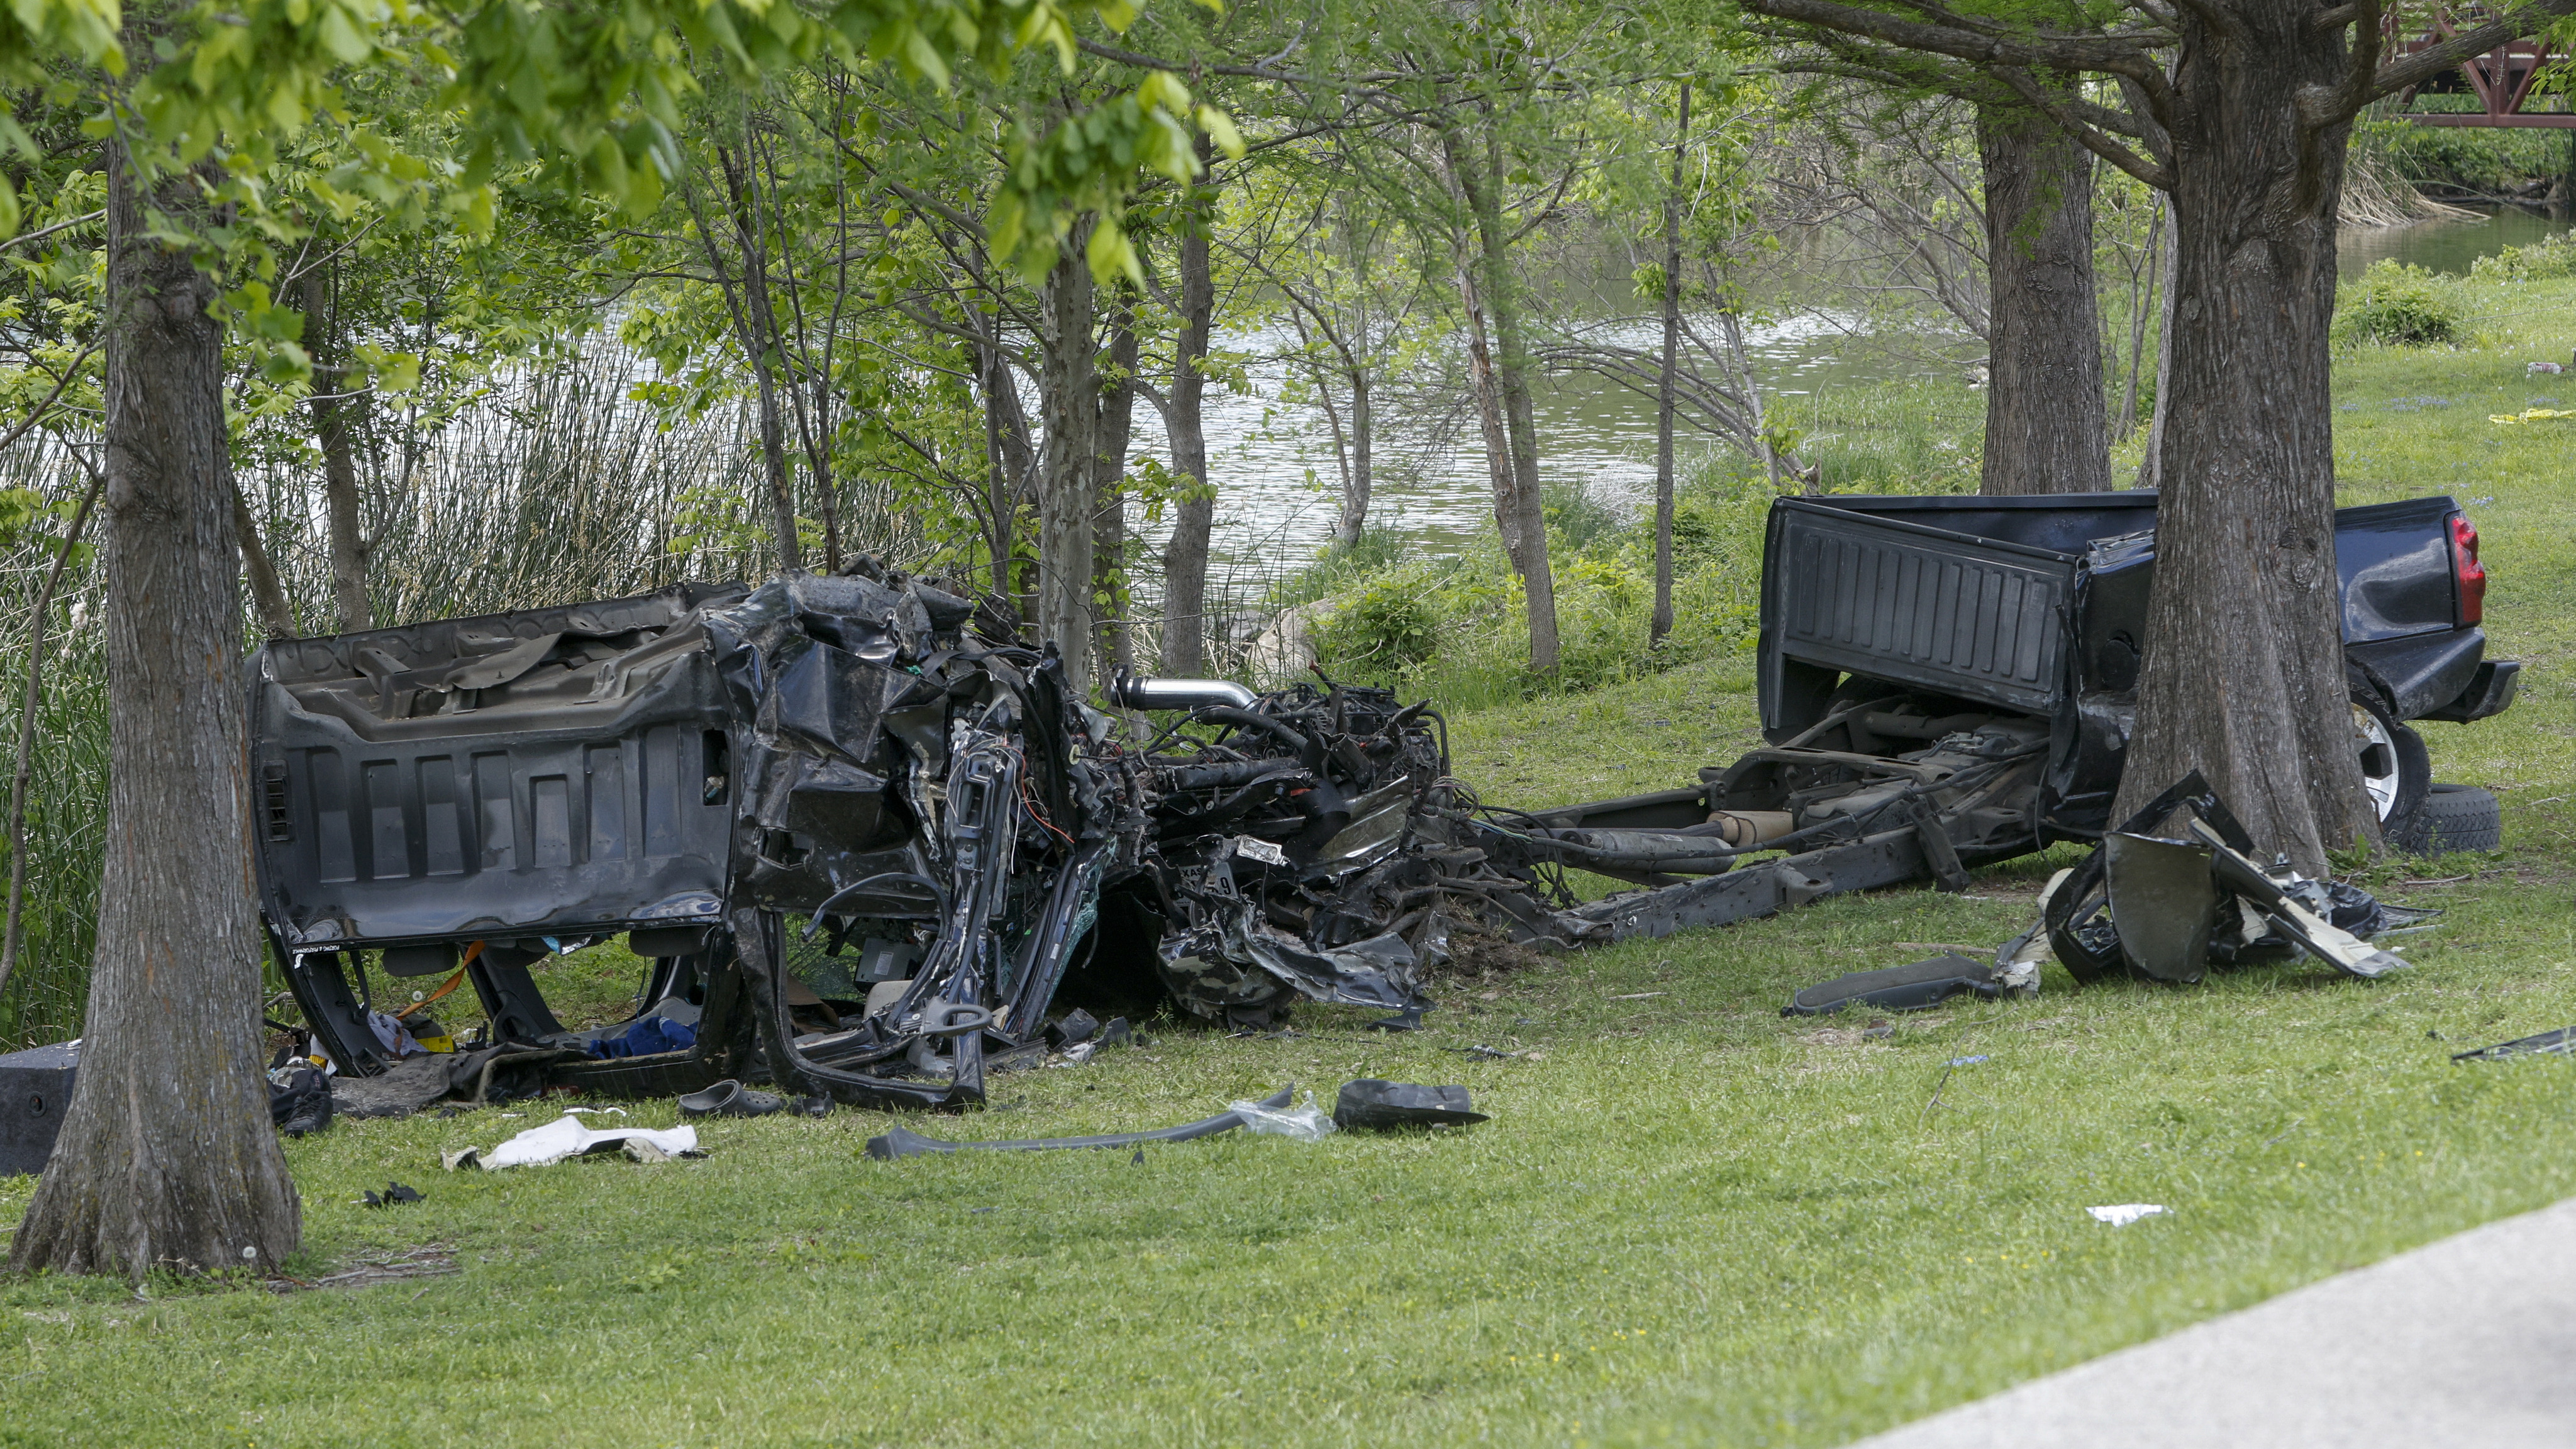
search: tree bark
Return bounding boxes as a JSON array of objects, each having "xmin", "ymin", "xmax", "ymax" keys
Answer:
[
  {"xmin": 300, "ymin": 265, "xmax": 373, "ymax": 631},
  {"xmin": 1092, "ymin": 291, "xmax": 1140, "ymax": 684},
  {"xmin": 8, "ymin": 147, "xmax": 301, "ymax": 1279},
  {"xmin": 1036, "ymin": 238, "xmax": 1099, "ymax": 697},
  {"xmin": 2111, "ymin": 17, "xmax": 2371, "ymax": 871},
  {"xmin": 1976, "ymin": 102, "xmax": 2109, "ymax": 496},
  {"xmin": 1653, "ymin": 82, "xmax": 1689, "ymax": 648},
  {"xmin": 1158, "ymin": 160, "xmax": 1218, "ymax": 677}
]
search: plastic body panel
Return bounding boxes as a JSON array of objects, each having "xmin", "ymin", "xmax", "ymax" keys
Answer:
[
  {"xmin": 0, "ymin": 1041, "xmax": 76, "ymax": 1177},
  {"xmin": 250, "ymin": 584, "xmax": 748, "ymax": 951}
]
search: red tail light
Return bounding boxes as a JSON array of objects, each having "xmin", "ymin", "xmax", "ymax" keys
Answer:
[{"xmin": 2449, "ymin": 513, "xmax": 2485, "ymax": 626}]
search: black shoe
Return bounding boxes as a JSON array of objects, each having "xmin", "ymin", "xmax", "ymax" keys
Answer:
[{"xmin": 677, "ymin": 1079, "xmax": 785, "ymax": 1118}]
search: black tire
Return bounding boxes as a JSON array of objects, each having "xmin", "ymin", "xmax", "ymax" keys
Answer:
[{"xmin": 2389, "ymin": 782, "xmax": 2503, "ymax": 856}]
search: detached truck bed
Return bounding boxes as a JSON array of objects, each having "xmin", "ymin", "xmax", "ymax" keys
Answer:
[{"xmin": 1475, "ymin": 489, "xmax": 2516, "ymax": 944}]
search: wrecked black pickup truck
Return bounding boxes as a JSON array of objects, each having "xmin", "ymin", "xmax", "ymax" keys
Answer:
[
  {"xmin": 251, "ymin": 572, "xmax": 1568, "ymax": 1109},
  {"xmin": 250, "ymin": 491, "xmax": 2512, "ymax": 1111},
  {"xmin": 1475, "ymin": 490, "xmax": 2516, "ymax": 945}
]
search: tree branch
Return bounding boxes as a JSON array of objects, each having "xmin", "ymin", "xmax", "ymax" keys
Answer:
[
  {"xmin": 1990, "ymin": 64, "xmax": 2174, "ymax": 189},
  {"xmin": 0, "ymin": 211, "xmax": 105, "ymax": 253},
  {"xmin": 2365, "ymin": 0, "xmax": 2576, "ymax": 109},
  {"xmin": 1743, "ymin": 0, "xmax": 2171, "ymax": 101}
]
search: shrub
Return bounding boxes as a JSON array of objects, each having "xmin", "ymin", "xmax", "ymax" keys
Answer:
[
  {"xmin": 2468, "ymin": 232, "xmax": 2576, "ymax": 284},
  {"xmin": 2334, "ymin": 260, "xmax": 2463, "ymax": 347},
  {"xmin": 1310, "ymin": 567, "xmax": 1444, "ymax": 682}
]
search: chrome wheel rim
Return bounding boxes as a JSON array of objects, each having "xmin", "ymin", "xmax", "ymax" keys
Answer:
[{"xmin": 2353, "ymin": 703, "xmax": 2400, "ymax": 821}]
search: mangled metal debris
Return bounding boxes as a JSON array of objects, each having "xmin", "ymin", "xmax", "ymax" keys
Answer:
[
  {"xmin": 1782, "ymin": 773, "xmax": 2437, "ymax": 1011},
  {"xmin": 255, "ymin": 570, "xmax": 1545, "ymax": 1113},
  {"xmin": 2043, "ymin": 773, "xmax": 2431, "ymax": 986}
]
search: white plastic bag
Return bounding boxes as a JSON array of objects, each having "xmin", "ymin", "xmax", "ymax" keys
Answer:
[
  {"xmin": 464, "ymin": 1114, "xmax": 699, "ymax": 1170},
  {"xmin": 1228, "ymin": 1092, "xmax": 1336, "ymax": 1142}
]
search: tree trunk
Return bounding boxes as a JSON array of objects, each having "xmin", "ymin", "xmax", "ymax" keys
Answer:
[
  {"xmin": 1340, "ymin": 367, "xmax": 1372, "ymax": 548},
  {"xmin": 717, "ymin": 143, "xmax": 804, "ymax": 574},
  {"xmin": 1092, "ymin": 292, "xmax": 1140, "ymax": 685},
  {"xmin": 2136, "ymin": 196, "xmax": 2179, "ymax": 489},
  {"xmin": 1457, "ymin": 263, "xmax": 1522, "ymax": 568},
  {"xmin": 227, "ymin": 481, "xmax": 295, "ymax": 637},
  {"xmin": 8, "ymin": 147, "xmax": 301, "ymax": 1280},
  {"xmin": 1976, "ymin": 103, "xmax": 2109, "ymax": 496},
  {"xmin": 300, "ymin": 266, "xmax": 372, "ymax": 631},
  {"xmin": 1653, "ymin": 82, "xmax": 1689, "ymax": 648},
  {"xmin": 2111, "ymin": 19, "xmax": 2370, "ymax": 872},
  {"xmin": 2118, "ymin": 199, "xmax": 2163, "ymax": 443},
  {"xmin": 1159, "ymin": 162, "xmax": 1218, "ymax": 677},
  {"xmin": 1036, "ymin": 238, "xmax": 1098, "ymax": 697},
  {"xmin": 1446, "ymin": 121, "xmax": 1559, "ymax": 672}
]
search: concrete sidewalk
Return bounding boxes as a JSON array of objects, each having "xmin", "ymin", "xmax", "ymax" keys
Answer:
[{"xmin": 1852, "ymin": 1195, "xmax": 2576, "ymax": 1447}]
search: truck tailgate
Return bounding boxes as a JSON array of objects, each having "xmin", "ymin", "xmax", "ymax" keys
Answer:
[{"xmin": 1760, "ymin": 498, "xmax": 2077, "ymax": 717}]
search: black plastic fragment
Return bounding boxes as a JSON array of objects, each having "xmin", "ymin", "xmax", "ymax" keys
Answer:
[
  {"xmin": 1782, "ymin": 953, "xmax": 2002, "ymax": 1016},
  {"xmin": 2453, "ymin": 1027, "xmax": 2576, "ymax": 1062},
  {"xmin": 1331, "ymin": 1079, "xmax": 1487, "ymax": 1130},
  {"xmin": 863, "ymin": 1085, "xmax": 1296, "ymax": 1160}
]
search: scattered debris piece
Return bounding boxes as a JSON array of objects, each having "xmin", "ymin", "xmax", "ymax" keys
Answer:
[
  {"xmin": 867, "ymin": 1086, "xmax": 1298, "ymax": 1160},
  {"xmin": 1784, "ymin": 954, "xmax": 2010, "ymax": 1016},
  {"xmin": 1332, "ymin": 1080, "xmax": 1488, "ymax": 1130},
  {"xmin": 268, "ymin": 1065, "xmax": 333, "ymax": 1138},
  {"xmin": 0, "ymin": 1040, "xmax": 77, "ymax": 1175},
  {"xmin": 360, "ymin": 1181, "xmax": 422, "ymax": 1208},
  {"xmin": 2089, "ymin": 1204, "xmax": 2168, "ymax": 1226},
  {"xmin": 1229, "ymin": 1091, "xmax": 1336, "ymax": 1141},
  {"xmin": 1607, "ymin": 992, "xmax": 1667, "ymax": 1001},
  {"xmin": 453, "ymin": 1114, "xmax": 700, "ymax": 1170},
  {"xmin": 2048, "ymin": 774, "xmax": 2430, "ymax": 987},
  {"xmin": 2452, "ymin": 1028, "xmax": 2576, "ymax": 1062}
]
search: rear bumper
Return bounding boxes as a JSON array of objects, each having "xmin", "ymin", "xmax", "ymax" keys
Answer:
[{"xmin": 2422, "ymin": 659, "xmax": 2521, "ymax": 723}]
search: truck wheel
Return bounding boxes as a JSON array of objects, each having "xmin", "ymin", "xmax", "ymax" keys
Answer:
[
  {"xmin": 2389, "ymin": 783, "xmax": 2503, "ymax": 855},
  {"xmin": 2351, "ymin": 688, "xmax": 2429, "ymax": 828}
]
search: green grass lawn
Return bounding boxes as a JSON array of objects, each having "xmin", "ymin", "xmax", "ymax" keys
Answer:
[{"xmin": 7, "ymin": 282, "xmax": 2576, "ymax": 1448}]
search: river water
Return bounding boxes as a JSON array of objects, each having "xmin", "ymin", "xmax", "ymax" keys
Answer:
[{"xmin": 1128, "ymin": 205, "xmax": 2574, "ymax": 592}]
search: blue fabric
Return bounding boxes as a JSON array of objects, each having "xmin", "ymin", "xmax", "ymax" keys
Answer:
[{"xmin": 587, "ymin": 1015, "xmax": 697, "ymax": 1060}]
